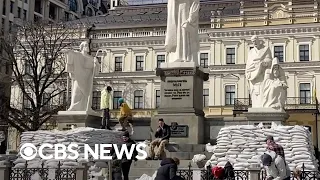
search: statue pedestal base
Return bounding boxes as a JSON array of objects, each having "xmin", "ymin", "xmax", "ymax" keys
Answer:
[
  {"xmin": 54, "ymin": 111, "xmax": 101, "ymax": 130},
  {"xmin": 153, "ymin": 63, "xmax": 209, "ymax": 144},
  {"xmin": 224, "ymin": 108, "xmax": 289, "ymax": 126}
]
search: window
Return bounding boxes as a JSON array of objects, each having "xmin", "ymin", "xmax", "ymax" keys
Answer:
[
  {"xmin": 86, "ymin": 7, "xmax": 93, "ymax": 16},
  {"xmin": 42, "ymin": 93, "xmax": 50, "ymax": 111},
  {"xmin": 115, "ymin": 57, "xmax": 122, "ymax": 71},
  {"xmin": 92, "ymin": 91, "xmax": 101, "ymax": 110},
  {"xmin": 68, "ymin": 0, "xmax": 78, "ymax": 12},
  {"xmin": 299, "ymin": 45, "xmax": 309, "ymax": 61},
  {"xmin": 157, "ymin": 55, "xmax": 165, "ymax": 68},
  {"xmin": 203, "ymin": 89, "xmax": 209, "ymax": 107},
  {"xmin": 18, "ymin": 7, "xmax": 21, "ymax": 18},
  {"xmin": 23, "ymin": 93, "xmax": 32, "ymax": 110},
  {"xmin": 44, "ymin": 58, "xmax": 53, "ymax": 73},
  {"xmin": 226, "ymin": 48, "xmax": 235, "ymax": 64},
  {"xmin": 134, "ymin": 90, "xmax": 143, "ymax": 109},
  {"xmin": 155, "ymin": 90, "xmax": 160, "ymax": 108},
  {"xmin": 96, "ymin": 57, "xmax": 102, "ymax": 72},
  {"xmin": 25, "ymin": 61, "xmax": 32, "ymax": 75},
  {"xmin": 299, "ymin": 83, "xmax": 311, "ymax": 104},
  {"xmin": 113, "ymin": 91, "xmax": 122, "ymax": 109},
  {"xmin": 225, "ymin": 85, "xmax": 235, "ymax": 105},
  {"xmin": 23, "ymin": 10, "xmax": 27, "ymax": 20},
  {"xmin": 135, "ymin": 56, "xmax": 144, "ymax": 71},
  {"xmin": 10, "ymin": 2, "xmax": 13, "ymax": 13},
  {"xmin": 65, "ymin": 12, "xmax": 70, "ymax": 21},
  {"xmin": 274, "ymin": 46, "xmax": 284, "ymax": 62},
  {"xmin": 200, "ymin": 53, "xmax": 208, "ymax": 68},
  {"xmin": 62, "ymin": 91, "xmax": 71, "ymax": 108}
]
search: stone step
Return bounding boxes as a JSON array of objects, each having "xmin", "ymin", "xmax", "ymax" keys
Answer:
[
  {"xmin": 129, "ymin": 167, "xmax": 158, "ymax": 177},
  {"xmin": 165, "ymin": 144, "xmax": 206, "ymax": 152}
]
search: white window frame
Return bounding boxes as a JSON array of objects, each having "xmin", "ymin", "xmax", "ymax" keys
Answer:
[
  {"xmin": 297, "ymin": 81, "xmax": 313, "ymax": 104},
  {"xmin": 272, "ymin": 43, "xmax": 286, "ymax": 62},
  {"xmin": 297, "ymin": 42, "xmax": 312, "ymax": 62},
  {"xmin": 155, "ymin": 89, "xmax": 160, "ymax": 108},
  {"xmin": 224, "ymin": 45, "xmax": 237, "ymax": 65},
  {"xmin": 224, "ymin": 84, "xmax": 237, "ymax": 106},
  {"xmin": 155, "ymin": 53, "xmax": 166, "ymax": 69},
  {"xmin": 133, "ymin": 89, "xmax": 145, "ymax": 109},
  {"xmin": 134, "ymin": 54, "xmax": 145, "ymax": 71},
  {"xmin": 113, "ymin": 54, "xmax": 125, "ymax": 72},
  {"xmin": 198, "ymin": 51, "xmax": 210, "ymax": 68}
]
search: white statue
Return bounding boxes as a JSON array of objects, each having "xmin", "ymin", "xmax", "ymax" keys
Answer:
[
  {"xmin": 165, "ymin": 0, "xmax": 200, "ymax": 65},
  {"xmin": 245, "ymin": 35, "xmax": 272, "ymax": 108},
  {"xmin": 262, "ymin": 58, "xmax": 288, "ymax": 110},
  {"xmin": 64, "ymin": 41, "xmax": 100, "ymax": 112}
]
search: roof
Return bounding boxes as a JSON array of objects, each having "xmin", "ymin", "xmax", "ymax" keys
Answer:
[{"xmin": 66, "ymin": 0, "xmax": 240, "ymax": 29}]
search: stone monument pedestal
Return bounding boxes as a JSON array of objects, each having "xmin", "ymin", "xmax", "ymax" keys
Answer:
[
  {"xmin": 152, "ymin": 62, "xmax": 209, "ymax": 144},
  {"xmin": 244, "ymin": 108, "xmax": 289, "ymax": 125},
  {"xmin": 53, "ymin": 111, "xmax": 101, "ymax": 130}
]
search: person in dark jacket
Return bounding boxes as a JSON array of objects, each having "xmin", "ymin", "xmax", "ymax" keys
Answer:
[
  {"xmin": 155, "ymin": 157, "xmax": 180, "ymax": 180},
  {"xmin": 224, "ymin": 161, "xmax": 235, "ymax": 180},
  {"xmin": 146, "ymin": 118, "xmax": 171, "ymax": 160},
  {"xmin": 111, "ymin": 131, "xmax": 138, "ymax": 180}
]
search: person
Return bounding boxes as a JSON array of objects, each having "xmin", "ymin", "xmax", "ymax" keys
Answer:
[
  {"xmin": 165, "ymin": 0, "xmax": 200, "ymax": 64},
  {"xmin": 118, "ymin": 98, "xmax": 134, "ymax": 133},
  {"xmin": 155, "ymin": 157, "xmax": 181, "ymax": 180},
  {"xmin": 262, "ymin": 58, "xmax": 288, "ymax": 110},
  {"xmin": 100, "ymin": 85, "xmax": 112, "ymax": 130},
  {"xmin": 146, "ymin": 119, "xmax": 171, "ymax": 160},
  {"xmin": 245, "ymin": 35, "xmax": 272, "ymax": 108},
  {"xmin": 261, "ymin": 150, "xmax": 290, "ymax": 180},
  {"xmin": 265, "ymin": 135, "xmax": 285, "ymax": 159},
  {"xmin": 111, "ymin": 131, "xmax": 138, "ymax": 180},
  {"xmin": 224, "ymin": 161, "xmax": 235, "ymax": 180},
  {"xmin": 111, "ymin": 159, "xmax": 122, "ymax": 180},
  {"xmin": 65, "ymin": 41, "xmax": 100, "ymax": 111}
]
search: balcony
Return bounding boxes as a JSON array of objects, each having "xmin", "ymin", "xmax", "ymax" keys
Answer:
[{"xmin": 233, "ymin": 97, "xmax": 319, "ymax": 115}]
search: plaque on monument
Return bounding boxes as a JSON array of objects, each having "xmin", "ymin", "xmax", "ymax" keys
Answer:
[{"xmin": 170, "ymin": 125, "xmax": 189, "ymax": 137}]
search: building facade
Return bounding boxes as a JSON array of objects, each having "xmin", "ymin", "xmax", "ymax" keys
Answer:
[{"xmin": 67, "ymin": 0, "xmax": 320, "ymax": 145}]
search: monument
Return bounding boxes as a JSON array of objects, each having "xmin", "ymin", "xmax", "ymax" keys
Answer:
[
  {"xmin": 55, "ymin": 41, "xmax": 101, "ymax": 129},
  {"xmin": 152, "ymin": 0, "xmax": 208, "ymax": 144},
  {"xmin": 226, "ymin": 35, "xmax": 289, "ymax": 126}
]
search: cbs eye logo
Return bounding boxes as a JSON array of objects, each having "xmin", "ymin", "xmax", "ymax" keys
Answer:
[{"xmin": 20, "ymin": 143, "xmax": 37, "ymax": 160}]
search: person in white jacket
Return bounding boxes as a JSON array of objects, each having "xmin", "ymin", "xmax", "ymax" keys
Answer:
[{"xmin": 261, "ymin": 150, "xmax": 291, "ymax": 180}]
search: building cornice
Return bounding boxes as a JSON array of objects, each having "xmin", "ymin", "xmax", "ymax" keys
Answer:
[{"xmin": 208, "ymin": 23, "xmax": 320, "ymax": 39}]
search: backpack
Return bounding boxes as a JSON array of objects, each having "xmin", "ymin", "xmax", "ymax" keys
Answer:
[{"xmin": 211, "ymin": 166, "xmax": 225, "ymax": 179}]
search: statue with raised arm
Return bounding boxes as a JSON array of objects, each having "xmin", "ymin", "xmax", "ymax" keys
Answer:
[
  {"xmin": 165, "ymin": 0, "xmax": 200, "ymax": 65},
  {"xmin": 262, "ymin": 58, "xmax": 288, "ymax": 110},
  {"xmin": 245, "ymin": 35, "xmax": 272, "ymax": 108},
  {"xmin": 64, "ymin": 41, "xmax": 100, "ymax": 112}
]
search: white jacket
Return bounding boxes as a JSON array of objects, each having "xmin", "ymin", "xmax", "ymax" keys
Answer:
[{"xmin": 265, "ymin": 151, "xmax": 291, "ymax": 180}]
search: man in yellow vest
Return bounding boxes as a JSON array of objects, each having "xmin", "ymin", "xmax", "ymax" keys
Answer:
[
  {"xmin": 118, "ymin": 98, "xmax": 134, "ymax": 134},
  {"xmin": 100, "ymin": 86, "xmax": 112, "ymax": 130}
]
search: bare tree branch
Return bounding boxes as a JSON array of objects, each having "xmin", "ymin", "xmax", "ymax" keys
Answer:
[{"xmin": 0, "ymin": 21, "xmax": 80, "ymax": 132}]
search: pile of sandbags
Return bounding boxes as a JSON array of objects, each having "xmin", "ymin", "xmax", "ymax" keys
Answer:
[
  {"xmin": 206, "ymin": 124, "xmax": 318, "ymax": 171},
  {"xmin": 15, "ymin": 127, "xmax": 123, "ymax": 179}
]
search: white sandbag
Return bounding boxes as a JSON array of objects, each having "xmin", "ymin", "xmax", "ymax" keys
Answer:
[
  {"xmin": 217, "ymin": 161, "xmax": 227, "ymax": 167},
  {"xmin": 210, "ymin": 155, "xmax": 217, "ymax": 160},
  {"xmin": 192, "ymin": 154, "xmax": 206, "ymax": 163},
  {"xmin": 238, "ymin": 154, "xmax": 253, "ymax": 159}
]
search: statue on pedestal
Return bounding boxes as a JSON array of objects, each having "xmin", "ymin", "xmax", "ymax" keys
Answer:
[
  {"xmin": 245, "ymin": 35, "xmax": 272, "ymax": 108},
  {"xmin": 64, "ymin": 41, "xmax": 100, "ymax": 112},
  {"xmin": 262, "ymin": 58, "xmax": 288, "ymax": 110},
  {"xmin": 165, "ymin": 0, "xmax": 200, "ymax": 65}
]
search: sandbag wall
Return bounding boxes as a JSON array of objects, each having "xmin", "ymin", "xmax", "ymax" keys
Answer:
[
  {"xmin": 206, "ymin": 124, "xmax": 319, "ymax": 171},
  {"xmin": 14, "ymin": 127, "xmax": 123, "ymax": 178}
]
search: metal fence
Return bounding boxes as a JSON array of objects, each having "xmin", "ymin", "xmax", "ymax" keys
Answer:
[
  {"xmin": 176, "ymin": 163, "xmax": 320, "ymax": 180},
  {"xmin": 9, "ymin": 161, "xmax": 76, "ymax": 180}
]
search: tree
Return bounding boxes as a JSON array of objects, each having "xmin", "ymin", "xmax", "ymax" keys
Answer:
[{"xmin": 0, "ymin": 21, "xmax": 80, "ymax": 132}]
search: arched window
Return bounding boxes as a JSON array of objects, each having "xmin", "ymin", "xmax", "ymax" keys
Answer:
[
  {"xmin": 68, "ymin": 0, "xmax": 78, "ymax": 12},
  {"xmin": 86, "ymin": 7, "xmax": 93, "ymax": 16}
]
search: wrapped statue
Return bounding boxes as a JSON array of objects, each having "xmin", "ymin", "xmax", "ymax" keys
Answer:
[
  {"xmin": 262, "ymin": 58, "xmax": 288, "ymax": 110},
  {"xmin": 64, "ymin": 41, "xmax": 100, "ymax": 112},
  {"xmin": 165, "ymin": 0, "xmax": 200, "ymax": 65}
]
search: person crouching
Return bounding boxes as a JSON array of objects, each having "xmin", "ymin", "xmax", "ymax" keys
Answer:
[
  {"xmin": 117, "ymin": 98, "xmax": 134, "ymax": 133},
  {"xmin": 261, "ymin": 150, "xmax": 290, "ymax": 180}
]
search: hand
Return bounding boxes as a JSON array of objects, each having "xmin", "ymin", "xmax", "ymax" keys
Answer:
[
  {"xmin": 156, "ymin": 128, "xmax": 161, "ymax": 132},
  {"xmin": 181, "ymin": 21, "xmax": 190, "ymax": 29}
]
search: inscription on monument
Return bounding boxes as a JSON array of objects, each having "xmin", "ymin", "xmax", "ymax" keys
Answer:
[
  {"xmin": 164, "ymin": 80, "xmax": 191, "ymax": 100},
  {"xmin": 170, "ymin": 125, "xmax": 189, "ymax": 137}
]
